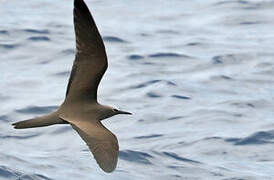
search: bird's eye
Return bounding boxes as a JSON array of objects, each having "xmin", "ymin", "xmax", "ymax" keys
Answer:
[{"xmin": 113, "ymin": 109, "xmax": 119, "ymax": 112}]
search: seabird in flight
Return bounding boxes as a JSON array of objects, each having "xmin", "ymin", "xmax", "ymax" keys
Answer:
[{"xmin": 12, "ymin": 0, "xmax": 132, "ymax": 173}]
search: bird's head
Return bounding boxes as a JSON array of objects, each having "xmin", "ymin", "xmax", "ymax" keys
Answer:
[{"xmin": 98, "ymin": 105, "xmax": 132, "ymax": 120}]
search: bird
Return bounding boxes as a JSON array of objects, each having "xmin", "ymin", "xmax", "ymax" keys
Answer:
[{"xmin": 12, "ymin": 0, "xmax": 132, "ymax": 173}]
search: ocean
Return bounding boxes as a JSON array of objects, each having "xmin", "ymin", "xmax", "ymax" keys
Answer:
[{"xmin": 1, "ymin": 0, "xmax": 274, "ymax": 179}]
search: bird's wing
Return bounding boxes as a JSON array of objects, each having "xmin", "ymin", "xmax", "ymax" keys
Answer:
[
  {"xmin": 70, "ymin": 120, "xmax": 119, "ymax": 173},
  {"xmin": 66, "ymin": 0, "xmax": 108, "ymax": 101}
]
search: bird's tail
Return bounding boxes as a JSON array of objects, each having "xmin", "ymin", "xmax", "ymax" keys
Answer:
[{"xmin": 12, "ymin": 112, "xmax": 65, "ymax": 129}]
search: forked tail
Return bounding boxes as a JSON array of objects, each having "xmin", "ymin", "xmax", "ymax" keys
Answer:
[{"xmin": 12, "ymin": 112, "xmax": 66, "ymax": 129}]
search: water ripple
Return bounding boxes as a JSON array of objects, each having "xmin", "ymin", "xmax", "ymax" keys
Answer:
[
  {"xmin": 18, "ymin": 174, "xmax": 53, "ymax": 180},
  {"xmin": 28, "ymin": 36, "xmax": 51, "ymax": 42},
  {"xmin": 103, "ymin": 36, "xmax": 127, "ymax": 43},
  {"xmin": 0, "ymin": 134, "xmax": 41, "ymax": 140},
  {"xmin": 134, "ymin": 134, "xmax": 163, "ymax": 139},
  {"xmin": 0, "ymin": 30, "xmax": 8, "ymax": 35},
  {"xmin": 15, "ymin": 106, "xmax": 58, "ymax": 115},
  {"xmin": 148, "ymin": 53, "xmax": 190, "ymax": 58},
  {"xmin": 146, "ymin": 92, "xmax": 162, "ymax": 98},
  {"xmin": 61, "ymin": 48, "xmax": 75, "ymax": 55},
  {"xmin": 167, "ymin": 116, "xmax": 184, "ymax": 121},
  {"xmin": 0, "ymin": 43, "xmax": 20, "ymax": 49},
  {"xmin": 212, "ymin": 54, "xmax": 248, "ymax": 65},
  {"xmin": 119, "ymin": 150, "xmax": 153, "ymax": 164},
  {"xmin": 128, "ymin": 54, "xmax": 144, "ymax": 60},
  {"xmin": 163, "ymin": 152, "xmax": 201, "ymax": 164},
  {"xmin": 0, "ymin": 166, "xmax": 17, "ymax": 179},
  {"xmin": 53, "ymin": 71, "xmax": 70, "ymax": 77},
  {"xmin": 211, "ymin": 75, "xmax": 233, "ymax": 81},
  {"xmin": 225, "ymin": 130, "xmax": 274, "ymax": 145},
  {"xmin": 50, "ymin": 126, "xmax": 72, "ymax": 134},
  {"xmin": 130, "ymin": 80, "xmax": 176, "ymax": 89},
  {"xmin": 0, "ymin": 165, "xmax": 52, "ymax": 180},
  {"xmin": 214, "ymin": 0, "xmax": 250, "ymax": 6},
  {"xmin": 171, "ymin": 95, "xmax": 191, "ymax": 100},
  {"xmin": 186, "ymin": 42, "xmax": 203, "ymax": 46},
  {"xmin": 239, "ymin": 21, "xmax": 264, "ymax": 25},
  {"xmin": 23, "ymin": 29, "xmax": 50, "ymax": 34},
  {"xmin": 129, "ymin": 80, "xmax": 161, "ymax": 89},
  {"xmin": 0, "ymin": 115, "xmax": 9, "ymax": 122}
]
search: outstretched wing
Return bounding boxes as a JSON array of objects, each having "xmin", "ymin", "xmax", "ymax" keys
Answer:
[
  {"xmin": 70, "ymin": 120, "xmax": 119, "ymax": 173},
  {"xmin": 66, "ymin": 0, "xmax": 108, "ymax": 101}
]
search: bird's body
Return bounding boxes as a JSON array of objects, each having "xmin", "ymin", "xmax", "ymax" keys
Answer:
[{"xmin": 12, "ymin": 0, "xmax": 131, "ymax": 173}]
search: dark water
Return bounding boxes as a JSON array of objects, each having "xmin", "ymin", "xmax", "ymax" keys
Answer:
[{"xmin": 1, "ymin": 0, "xmax": 274, "ymax": 179}]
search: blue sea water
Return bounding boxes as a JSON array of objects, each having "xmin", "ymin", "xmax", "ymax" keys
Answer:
[{"xmin": 1, "ymin": 0, "xmax": 274, "ymax": 179}]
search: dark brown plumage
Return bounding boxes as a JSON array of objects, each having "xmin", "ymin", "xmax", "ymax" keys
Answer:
[{"xmin": 12, "ymin": 0, "xmax": 132, "ymax": 173}]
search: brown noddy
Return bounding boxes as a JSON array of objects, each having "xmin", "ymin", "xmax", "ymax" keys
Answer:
[{"xmin": 12, "ymin": 0, "xmax": 132, "ymax": 173}]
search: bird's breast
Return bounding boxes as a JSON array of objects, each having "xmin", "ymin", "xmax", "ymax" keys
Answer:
[{"xmin": 59, "ymin": 101, "xmax": 100, "ymax": 122}]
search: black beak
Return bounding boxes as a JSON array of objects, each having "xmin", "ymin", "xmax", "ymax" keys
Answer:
[{"xmin": 118, "ymin": 110, "xmax": 132, "ymax": 115}]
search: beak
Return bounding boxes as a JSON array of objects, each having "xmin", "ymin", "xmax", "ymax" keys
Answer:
[{"xmin": 118, "ymin": 110, "xmax": 132, "ymax": 115}]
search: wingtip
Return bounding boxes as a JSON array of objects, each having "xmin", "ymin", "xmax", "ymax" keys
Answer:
[
  {"xmin": 99, "ymin": 161, "xmax": 116, "ymax": 173},
  {"xmin": 74, "ymin": 0, "xmax": 86, "ymax": 10},
  {"xmin": 73, "ymin": 0, "xmax": 92, "ymax": 21},
  {"xmin": 103, "ymin": 168, "xmax": 115, "ymax": 173},
  {"xmin": 74, "ymin": 0, "xmax": 80, "ymax": 6}
]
